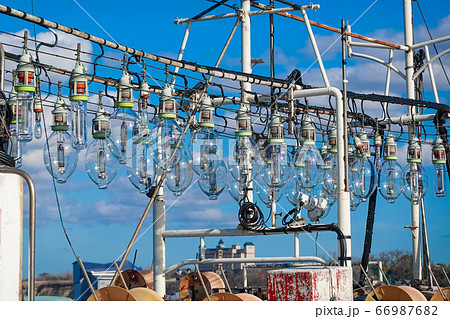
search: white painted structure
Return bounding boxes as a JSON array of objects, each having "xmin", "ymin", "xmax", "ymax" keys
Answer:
[{"xmin": 0, "ymin": 174, "xmax": 23, "ymax": 301}]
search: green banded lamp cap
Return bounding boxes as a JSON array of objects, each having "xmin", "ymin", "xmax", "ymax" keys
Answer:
[
  {"xmin": 51, "ymin": 97, "xmax": 69, "ymax": 131},
  {"xmin": 158, "ymin": 84, "xmax": 177, "ymax": 119},
  {"xmin": 92, "ymin": 96, "xmax": 111, "ymax": 139},
  {"xmin": 14, "ymin": 48, "xmax": 36, "ymax": 93},
  {"xmin": 116, "ymin": 69, "xmax": 134, "ymax": 108},
  {"xmin": 432, "ymin": 136, "xmax": 446, "ymax": 165},
  {"xmin": 406, "ymin": 136, "xmax": 422, "ymax": 164},
  {"xmin": 268, "ymin": 110, "xmax": 284, "ymax": 143},
  {"xmin": 235, "ymin": 109, "xmax": 252, "ymax": 135},
  {"xmin": 327, "ymin": 124, "xmax": 337, "ymax": 152},
  {"xmin": 198, "ymin": 94, "xmax": 215, "ymax": 128},
  {"xmin": 69, "ymin": 61, "xmax": 89, "ymax": 101},
  {"xmin": 383, "ymin": 133, "xmax": 398, "ymax": 161},
  {"xmin": 300, "ymin": 113, "xmax": 315, "ymax": 144}
]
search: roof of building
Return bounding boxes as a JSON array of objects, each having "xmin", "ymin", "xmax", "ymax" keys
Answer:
[
  {"xmin": 244, "ymin": 242, "xmax": 254, "ymax": 246},
  {"xmin": 218, "ymin": 239, "xmax": 224, "ymax": 245}
]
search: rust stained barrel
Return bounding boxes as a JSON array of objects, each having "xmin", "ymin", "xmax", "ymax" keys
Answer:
[
  {"xmin": 87, "ymin": 286, "xmax": 136, "ymax": 301},
  {"xmin": 179, "ymin": 271, "xmax": 225, "ymax": 301},
  {"xmin": 202, "ymin": 292, "xmax": 262, "ymax": 301},
  {"xmin": 365, "ymin": 285, "xmax": 427, "ymax": 301}
]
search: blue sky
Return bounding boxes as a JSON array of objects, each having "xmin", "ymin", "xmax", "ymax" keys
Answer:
[{"xmin": 0, "ymin": 0, "xmax": 449, "ymax": 278}]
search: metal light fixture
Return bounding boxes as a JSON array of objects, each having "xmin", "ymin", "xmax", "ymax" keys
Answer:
[
  {"xmin": 293, "ymin": 113, "xmax": 324, "ymax": 194},
  {"xmin": 43, "ymin": 84, "xmax": 78, "ymax": 183},
  {"xmin": 198, "ymin": 161, "xmax": 227, "ymax": 200},
  {"xmin": 8, "ymin": 91, "xmax": 22, "ymax": 167},
  {"xmin": 108, "ymin": 55, "xmax": 138, "ymax": 164},
  {"xmin": 187, "ymin": 94, "xmax": 223, "ymax": 179},
  {"xmin": 69, "ymin": 44, "xmax": 89, "ymax": 150},
  {"xmin": 322, "ymin": 124, "xmax": 338, "ymax": 197},
  {"xmin": 261, "ymin": 110, "xmax": 291, "ymax": 189},
  {"xmin": 402, "ymin": 136, "xmax": 428, "ymax": 204},
  {"xmin": 149, "ymin": 84, "xmax": 185, "ymax": 172},
  {"xmin": 227, "ymin": 107, "xmax": 261, "ymax": 187},
  {"xmin": 349, "ymin": 129, "xmax": 377, "ymax": 201},
  {"xmin": 378, "ymin": 133, "xmax": 404, "ymax": 203},
  {"xmin": 14, "ymin": 32, "xmax": 36, "ymax": 143},
  {"xmin": 85, "ymin": 92, "xmax": 119, "ymax": 189},
  {"xmin": 432, "ymin": 136, "xmax": 447, "ymax": 197},
  {"xmin": 33, "ymin": 90, "xmax": 43, "ymax": 139}
]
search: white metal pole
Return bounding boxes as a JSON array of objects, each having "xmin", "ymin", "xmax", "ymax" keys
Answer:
[
  {"xmin": 241, "ymin": 0, "xmax": 254, "ymax": 202},
  {"xmin": 423, "ymin": 46, "xmax": 440, "ymax": 103},
  {"xmin": 403, "ymin": 0, "xmax": 422, "ymax": 281},
  {"xmin": 294, "ymin": 233, "xmax": 300, "ymax": 258},
  {"xmin": 153, "ymin": 174, "xmax": 166, "ymax": 297},
  {"xmin": 301, "ymin": 8, "xmax": 330, "ymax": 87}
]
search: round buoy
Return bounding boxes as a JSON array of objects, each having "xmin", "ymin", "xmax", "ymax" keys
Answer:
[
  {"xmin": 179, "ymin": 271, "xmax": 225, "ymax": 301},
  {"xmin": 87, "ymin": 286, "xmax": 136, "ymax": 301},
  {"xmin": 365, "ymin": 285, "xmax": 427, "ymax": 301},
  {"xmin": 129, "ymin": 287, "xmax": 164, "ymax": 301},
  {"xmin": 430, "ymin": 287, "xmax": 450, "ymax": 301}
]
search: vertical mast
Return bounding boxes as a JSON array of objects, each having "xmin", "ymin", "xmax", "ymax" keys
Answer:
[{"xmin": 403, "ymin": 0, "xmax": 422, "ymax": 281}]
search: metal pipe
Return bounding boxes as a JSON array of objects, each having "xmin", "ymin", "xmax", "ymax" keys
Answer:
[
  {"xmin": 423, "ymin": 46, "xmax": 440, "ymax": 103},
  {"xmin": 153, "ymin": 175, "xmax": 166, "ymax": 297},
  {"xmin": 349, "ymin": 51, "xmax": 406, "ymax": 80},
  {"xmin": 170, "ymin": 21, "xmax": 192, "ymax": 87},
  {"xmin": 410, "ymin": 34, "xmax": 450, "ymax": 50},
  {"xmin": 380, "ymin": 113, "xmax": 437, "ymax": 125},
  {"xmin": 194, "ymin": 264, "xmax": 210, "ymax": 301},
  {"xmin": 294, "ymin": 233, "xmax": 299, "ymax": 258},
  {"xmin": 0, "ymin": 42, "xmax": 5, "ymax": 90},
  {"xmin": 0, "ymin": 167, "xmax": 36, "ymax": 301},
  {"xmin": 173, "ymin": 4, "xmax": 319, "ymax": 24},
  {"xmin": 292, "ymin": 86, "xmax": 351, "ymax": 266},
  {"xmin": 250, "ymin": 1, "xmax": 407, "ymax": 51},
  {"xmin": 164, "ymin": 256, "xmax": 327, "ymax": 275},
  {"xmin": 301, "ymin": 8, "xmax": 330, "ymax": 87},
  {"xmin": 113, "ymin": 260, "xmax": 129, "ymax": 291}
]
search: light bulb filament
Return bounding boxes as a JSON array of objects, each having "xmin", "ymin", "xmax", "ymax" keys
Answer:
[
  {"xmin": 120, "ymin": 121, "xmax": 127, "ymax": 153},
  {"xmin": 98, "ymin": 149, "xmax": 106, "ymax": 179},
  {"xmin": 57, "ymin": 143, "xmax": 65, "ymax": 174}
]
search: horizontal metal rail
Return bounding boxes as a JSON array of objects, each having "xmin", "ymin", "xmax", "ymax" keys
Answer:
[
  {"xmin": 0, "ymin": 4, "xmax": 299, "ymax": 90},
  {"xmin": 164, "ymin": 256, "xmax": 326, "ymax": 275}
]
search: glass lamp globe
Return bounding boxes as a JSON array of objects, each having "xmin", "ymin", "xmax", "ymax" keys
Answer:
[
  {"xmin": 85, "ymin": 139, "xmax": 119, "ymax": 189},
  {"xmin": 43, "ymin": 94, "xmax": 77, "ymax": 183},
  {"xmin": 402, "ymin": 136, "xmax": 428, "ymax": 204},
  {"xmin": 85, "ymin": 98, "xmax": 119, "ymax": 189},
  {"xmin": 285, "ymin": 177, "xmax": 303, "ymax": 207},
  {"xmin": 198, "ymin": 161, "xmax": 227, "ymax": 200},
  {"xmin": 127, "ymin": 142, "xmax": 154, "ymax": 194},
  {"xmin": 402, "ymin": 163, "xmax": 428, "ymax": 204},
  {"xmin": 227, "ymin": 174, "xmax": 246, "ymax": 202},
  {"xmin": 33, "ymin": 93, "xmax": 43, "ymax": 139},
  {"xmin": 44, "ymin": 131, "xmax": 78, "ymax": 183},
  {"xmin": 378, "ymin": 134, "xmax": 404, "ymax": 203},
  {"xmin": 188, "ymin": 128, "xmax": 223, "ymax": 179},
  {"xmin": 227, "ymin": 135, "xmax": 261, "ymax": 185},
  {"xmin": 149, "ymin": 85, "xmax": 185, "ymax": 172},
  {"xmin": 349, "ymin": 189, "xmax": 361, "ymax": 211},
  {"xmin": 188, "ymin": 94, "xmax": 223, "ymax": 179},
  {"xmin": 322, "ymin": 152, "xmax": 338, "ymax": 197},
  {"xmin": 108, "ymin": 107, "xmax": 138, "ymax": 164},
  {"xmin": 349, "ymin": 154, "xmax": 377, "ymax": 201},
  {"xmin": 293, "ymin": 114, "xmax": 324, "ymax": 193},
  {"xmin": 165, "ymin": 150, "xmax": 192, "ymax": 196},
  {"xmin": 432, "ymin": 137, "xmax": 447, "ymax": 197},
  {"xmin": 255, "ymin": 180, "xmax": 284, "ymax": 208}
]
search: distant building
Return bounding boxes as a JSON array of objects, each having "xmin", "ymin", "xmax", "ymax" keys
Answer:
[
  {"xmin": 72, "ymin": 260, "xmax": 141, "ymax": 301},
  {"xmin": 199, "ymin": 239, "xmax": 255, "ymax": 272}
]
